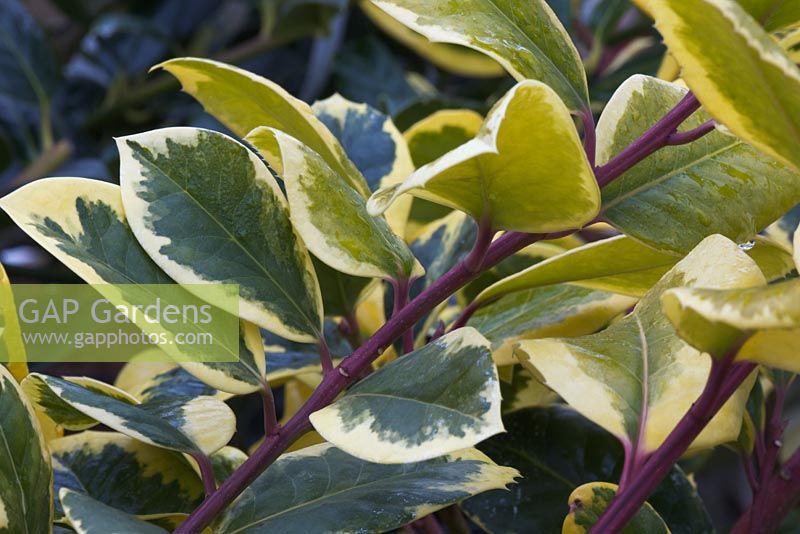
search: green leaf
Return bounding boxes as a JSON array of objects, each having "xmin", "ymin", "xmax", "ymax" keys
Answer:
[
  {"xmin": 367, "ymin": 0, "xmax": 588, "ymax": 109},
  {"xmin": 647, "ymin": 0, "xmax": 800, "ymax": 172},
  {"xmin": 128, "ymin": 365, "xmax": 223, "ymax": 404},
  {"xmin": 500, "ymin": 366, "xmax": 556, "ymax": 413},
  {"xmin": 60, "ymin": 489, "xmax": 168, "ymax": 534},
  {"xmin": 51, "ymin": 431, "xmax": 203, "ymax": 517},
  {"xmin": 597, "ymin": 74, "xmax": 800, "ymax": 253},
  {"xmin": 156, "ymin": 57, "xmax": 370, "ymax": 197},
  {"xmin": 662, "ymin": 278, "xmax": 800, "ymax": 373},
  {"xmin": 0, "ymin": 365, "xmax": 52, "ymax": 532},
  {"xmin": 216, "ymin": 443, "xmax": 518, "ymax": 533},
  {"xmin": 22, "ymin": 374, "xmax": 138, "ymax": 431},
  {"xmin": 209, "ymin": 446, "xmax": 247, "ymax": 484},
  {"xmin": 477, "ymin": 234, "xmax": 795, "ymax": 302},
  {"xmin": 515, "ymin": 235, "xmax": 763, "ymax": 453},
  {"xmin": 0, "ymin": 177, "xmax": 269, "ymax": 395},
  {"xmin": 738, "ymin": 0, "xmax": 800, "ymax": 30},
  {"xmin": 403, "ymin": 109, "xmax": 484, "ymax": 168},
  {"xmin": 368, "ymin": 81, "xmax": 600, "ymax": 233},
  {"xmin": 0, "ymin": 0, "xmax": 57, "ymax": 142},
  {"xmin": 118, "ymin": 127, "xmax": 323, "ymax": 342},
  {"xmin": 469, "ymin": 284, "xmax": 636, "ymax": 366},
  {"xmin": 563, "ymin": 482, "xmax": 668, "ymax": 533},
  {"xmin": 360, "ymin": 0, "xmax": 505, "ymax": 77},
  {"xmin": 30, "ymin": 373, "xmax": 235, "ymax": 455},
  {"xmin": 461, "ymin": 406, "xmax": 712, "ymax": 534},
  {"xmin": 247, "ymin": 127, "xmax": 422, "ymax": 280},
  {"xmin": 310, "ymin": 327, "xmax": 501, "ymax": 463},
  {"xmin": 311, "ymin": 257, "xmax": 373, "ymax": 317}
]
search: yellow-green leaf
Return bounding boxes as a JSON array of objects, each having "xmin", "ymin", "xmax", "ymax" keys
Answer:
[
  {"xmin": 597, "ymin": 74, "xmax": 800, "ymax": 253},
  {"xmin": 217, "ymin": 443, "xmax": 518, "ymax": 533},
  {"xmin": 248, "ymin": 127, "xmax": 422, "ymax": 280},
  {"xmin": 0, "ymin": 261, "xmax": 27, "ymax": 381},
  {"xmin": 469, "ymin": 284, "xmax": 636, "ymax": 366},
  {"xmin": 476, "ymin": 234, "xmax": 795, "ymax": 302},
  {"xmin": 367, "ymin": 0, "xmax": 588, "ymax": 109},
  {"xmin": 118, "ymin": 127, "xmax": 323, "ymax": 342},
  {"xmin": 312, "ymin": 94, "xmax": 414, "ymax": 236},
  {"xmin": 516, "ymin": 235, "xmax": 763, "ymax": 453},
  {"xmin": 310, "ymin": 327, "xmax": 502, "ymax": 463},
  {"xmin": 403, "ymin": 109, "xmax": 484, "ymax": 168},
  {"xmin": 737, "ymin": 0, "xmax": 800, "ymax": 31},
  {"xmin": 662, "ymin": 278, "xmax": 800, "ymax": 373},
  {"xmin": 563, "ymin": 482, "xmax": 668, "ymax": 534},
  {"xmin": 156, "ymin": 57, "xmax": 370, "ymax": 196},
  {"xmin": 648, "ymin": 0, "xmax": 800, "ymax": 172},
  {"xmin": 368, "ymin": 81, "xmax": 600, "ymax": 233},
  {"xmin": 0, "ymin": 365, "xmax": 53, "ymax": 532},
  {"xmin": 360, "ymin": 1, "xmax": 505, "ymax": 77}
]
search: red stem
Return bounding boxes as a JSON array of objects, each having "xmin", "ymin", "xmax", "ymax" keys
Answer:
[
  {"xmin": 176, "ymin": 87, "xmax": 710, "ymax": 534},
  {"xmin": 464, "ymin": 213, "xmax": 494, "ymax": 273}
]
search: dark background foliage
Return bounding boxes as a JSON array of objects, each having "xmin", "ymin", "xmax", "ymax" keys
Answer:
[{"xmin": 4, "ymin": 1, "xmax": 792, "ymax": 531}]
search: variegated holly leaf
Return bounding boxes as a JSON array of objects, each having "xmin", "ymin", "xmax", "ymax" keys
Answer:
[
  {"xmin": 209, "ymin": 446, "xmax": 247, "ymax": 484},
  {"xmin": 597, "ymin": 75, "xmax": 800, "ymax": 253},
  {"xmin": 313, "ymin": 93, "xmax": 414, "ymax": 234},
  {"xmin": 404, "ymin": 109, "xmax": 484, "ymax": 168},
  {"xmin": 662, "ymin": 278, "xmax": 800, "ymax": 373},
  {"xmin": 499, "ymin": 366, "xmax": 556, "ymax": 413},
  {"xmin": 563, "ymin": 482, "xmax": 669, "ymax": 533},
  {"xmin": 765, "ymin": 202, "xmax": 800, "ymax": 251},
  {"xmin": 367, "ymin": 0, "xmax": 588, "ymax": 110},
  {"xmin": 60, "ymin": 489, "xmax": 168, "ymax": 534},
  {"xmin": 368, "ymin": 81, "xmax": 600, "ymax": 234},
  {"xmin": 22, "ymin": 374, "xmax": 138, "ymax": 431},
  {"xmin": 118, "ymin": 127, "xmax": 323, "ymax": 342},
  {"xmin": 264, "ymin": 321, "xmax": 352, "ymax": 386},
  {"xmin": 0, "ymin": 177, "xmax": 269, "ymax": 395},
  {"xmin": 30, "ymin": 373, "xmax": 235, "ymax": 455},
  {"xmin": 477, "ymin": 234, "xmax": 795, "ymax": 302},
  {"xmin": 310, "ymin": 328, "xmax": 501, "ymax": 463},
  {"xmin": 360, "ymin": 1, "xmax": 504, "ymax": 78},
  {"xmin": 0, "ymin": 261, "xmax": 27, "ymax": 381},
  {"xmin": 516, "ymin": 235, "xmax": 764, "ymax": 453},
  {"xmin": 51, "ymin": 431, "xmax": 203, "ymax": 517},
  {"xmin": 462, "ymin": 406, "xmax": 712, "ymax": 534},
  {"xmin": 647, "ymin": 0, "xmax": 800, "ymax": 172},
  {"xmin": 156, "ymin": 57, "xmax": 370, "ymax": 197},
  {"xmin": 216, "ymin": 443, "xmax": 518, "ymax": 533},
  {"xmin": 126, "ymin": 365, "xmax": 223, "ymax": 403},
  {"xmin": 0, "ymin": 365, "xmax": 52, "ymax": 532},
  {"xmin": 469, "ymin": 285, "xmax": 637, "ymax": 366},
  {"xmin": 739, "ymin": 0, "xmax": 800, "ymax": 30},
  {"xmin": 247, "ymin": 127, "xmax": 422, "ymax": 280}
]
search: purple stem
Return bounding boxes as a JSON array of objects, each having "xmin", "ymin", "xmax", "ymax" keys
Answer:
[
  {"xmin": 595, "ymin": 92, "xmax": 701, "ymax": 187},
  {"xmin": 591, "ymin": 357, "xmax": 757, "ymax": 532},
  {"xmin": 464, "ymin": 213, "xmax": 495, "ymax": 273},
  {"xmin": 666, "ymin": 119, "xmax": 716, "ymax": 145},
  {"xmin": 318, "ymin": 335, "xmax": 333, "ymax": 374},
  {"xmin": 259, "ymin": 383, "xmax": 280, "ymax": 437},
  {"xmin": 191, "ymin": 452, "xmax": 218, "ymax": 497},
  {"xmin": 390, "ymin": 277, "xmax": 414, "ymax": 354},
  {"xmin": 176, "ymin": 88, "xmax": 710, "ymax": 533},
  {"xmin": 448, "ymin": 299, "xmax": 483, "ymax": 332}
]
